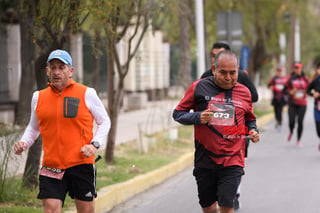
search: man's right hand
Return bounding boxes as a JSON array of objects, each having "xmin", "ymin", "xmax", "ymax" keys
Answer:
[
  {"xmin": 200, "ymin": 109, "xmax": 213, "ymax": 124},
  {"xmin": 14, "ymin": 141, "xmax": 27, "ymax": 155}
]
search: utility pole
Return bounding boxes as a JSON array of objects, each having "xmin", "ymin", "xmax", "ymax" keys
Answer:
[
  {"xmin": 294, "ymin": 17, "xmax": 301, "ymax": 63},
  {"xmin": 279, "ymin": 33, "xmax": 286, "ymax": 75},
  {"xmin": 287, "ymin": 15, "xmax": 300, "ymax": 73},
  {"xmin": 195, "ymin": 0, "xmax": 205, "ymax": 79}
]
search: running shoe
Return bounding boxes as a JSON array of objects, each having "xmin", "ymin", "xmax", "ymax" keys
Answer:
[
  {"xmin": 297, "ymin": 141, "xmax": 302, "ymax": 147},
  {"xmin": 287, "ymin": 133, "xmax": 292, "ymax": 142},
  {"xmin": 277, "ymin": 125, "xmax": 282, "ymax": 133}
]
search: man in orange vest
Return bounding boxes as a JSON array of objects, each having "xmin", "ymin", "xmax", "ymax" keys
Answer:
[{"xmin": 14, "ymin": 49, "xmax": 111, "ymax": 213}]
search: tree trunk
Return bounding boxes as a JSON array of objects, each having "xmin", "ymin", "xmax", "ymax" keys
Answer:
[
  {"xmin": 178, "ymin": 0, "xmax": 192, "ymax": 90},
  {"xmin": 105, "ymin": 46, "xmax": 116, "ymax": 163},
  {"xmin": 105, "ymin": 86, "xmax": 123, "ymax": 164},
  {"xmin": 35, "ymin": 53, "xmax": 50, "ymax": 90},
  {"xmin": 92, "ymin": 32, "xmax": 102, "ymax": 91},
  {"xmin": 15, "ymin": 12, "xmax": 35, "ymax": 126},
  {"xmin": 105, "ymin": 109, "xmax": 118, "ymax": 164},
  {"xmin": 22, "ymin": 137, "xmax": 42, "ymax": 188}
]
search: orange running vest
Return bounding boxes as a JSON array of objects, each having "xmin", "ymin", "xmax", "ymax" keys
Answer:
[{"xmin": 36, "ymin": 79, "xmax": 94, "ymax": 169}]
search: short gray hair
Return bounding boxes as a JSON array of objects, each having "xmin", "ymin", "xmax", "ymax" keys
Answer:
[{"xmin": 214, "ymin": 50, "xmax": 238, "ymax": 68}]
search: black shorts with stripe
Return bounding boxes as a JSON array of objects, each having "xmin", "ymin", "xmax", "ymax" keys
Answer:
[{"xmin": 38, "ymin": 164, "xmax": 97, "ymax": 203}]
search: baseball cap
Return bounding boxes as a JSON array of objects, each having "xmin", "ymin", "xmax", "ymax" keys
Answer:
[
  {"xmin": 293, "ymin": 63, "xmax": 303, "ymax": 68},
  {"xmin": 47, "ymin": 49, "xmax": 72, "ymax": 66},
  {"xmin": 277, "ymin": 67, "xmax": 283, "ymax": 71}
]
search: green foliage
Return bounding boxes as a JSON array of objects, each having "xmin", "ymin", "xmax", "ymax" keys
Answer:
[
  {"xmin": 0, "ymin": 127, "xmax": 23, "ymax": 204},
  {"xmin": 155, "ymin": 1, "xmax": 180, "ymax": 44},
  {"xmin": 0, "ymin": 124, "xmax": 18, "ymax": 136},
  {"xmin": 0, "ymin": 125, "xmax": 41, "ymax": 212},
  {"xmin": 0, "ymin": 206, "xmax": 43, "ymax": 213},
  {"xmin": 0, "ymin": 177, "xmax": 42, "ymax": 212},
  {"xmin": 32, "ymin": 0, "xmax": 90, "ymax": 50},
  {"xmin": 87, "ymin": 0, "xmax": 168, "ymax": 38}
]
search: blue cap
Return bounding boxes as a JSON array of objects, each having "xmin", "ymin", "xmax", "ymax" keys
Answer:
[{"xmin": 47, "ymin": 49, "xmax": 72, "ymax": 66}]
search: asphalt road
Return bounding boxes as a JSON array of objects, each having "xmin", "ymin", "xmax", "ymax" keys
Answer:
[{"xmin": 107, "ymin": 98, "xmax": 320, "ymax": 213}]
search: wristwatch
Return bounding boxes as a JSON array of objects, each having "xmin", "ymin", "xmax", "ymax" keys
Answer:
[{"xmin": 91, "ymin": 141, "xmax": 100, "ymax": 149}]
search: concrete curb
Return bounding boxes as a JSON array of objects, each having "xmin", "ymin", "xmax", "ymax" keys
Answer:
[
  {"xmin": 95, "ymin": 152, "xmax": 194, "ymax": 213},
  {"xmin": 66, "ymin": 112, "xmax": 274, "ymax": 213},
  {"xmin": 257, "ymin": 112, "xmax": 274, "ymax": 127}
]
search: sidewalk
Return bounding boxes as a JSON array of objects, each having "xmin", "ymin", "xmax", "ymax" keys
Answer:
[{"xmin": 114, "ymin": 99, "xmax": 180, "ymax": 146}]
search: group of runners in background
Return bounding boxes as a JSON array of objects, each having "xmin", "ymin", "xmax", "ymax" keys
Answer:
[{"xmin": 268, "ymin": 61, "xmax": 320, "ymax": 149}]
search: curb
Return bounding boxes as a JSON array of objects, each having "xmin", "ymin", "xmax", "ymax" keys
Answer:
[
  {"xmin": 66, "ymin": 112, "xmax": 273, "ymax": 213},
  {"xmin": 95, "ymin": 152, "xmax": 194, "ymax": 213},
  {"xmin": 257, "ymin": 112, "xmax": 274, "ymax": 127}
]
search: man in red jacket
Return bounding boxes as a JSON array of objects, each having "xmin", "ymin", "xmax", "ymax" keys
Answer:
[{"xmin": 173, "ymin": 50, "xmax": 260, "ymax": 213}]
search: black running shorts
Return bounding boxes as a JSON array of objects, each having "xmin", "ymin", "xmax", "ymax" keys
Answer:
[
  {"xmin": 193, "ymin": 166, "xmax": 244, "ymax": 208},
  {"xmin": 38, "ymin": 164, "xmax": 97, "ymax": 203}
]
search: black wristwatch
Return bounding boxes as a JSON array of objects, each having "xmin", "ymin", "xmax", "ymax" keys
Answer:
[{"xmin": 91, "ymin": 141, "xmax": 100, "ymax": 149}]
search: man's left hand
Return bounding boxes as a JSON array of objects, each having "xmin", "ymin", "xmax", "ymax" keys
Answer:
[
  {"xmin": 80, "ymin": 144, "xmax": 97, "ymax": 158},
  {"xmin": 248, "ymin": 130, "xmax": 260, "ymax": 143}
]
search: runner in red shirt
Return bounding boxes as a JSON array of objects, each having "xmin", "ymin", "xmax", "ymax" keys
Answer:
[
  {"xmin": 268, "ymin": 66, "xmax": 288, "ymax": 132},
  {"xmin": 284, "ymin": 63, "xmax": 309, "ymax": 147},
  {"xmin": 173, "ymin": 50, "xmax": 260, "ymax": 213}
]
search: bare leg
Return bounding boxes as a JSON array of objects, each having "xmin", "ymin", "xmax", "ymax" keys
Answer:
[
  {"xmin": 75, "ymin": 198, "xmax": 95, "ymax": 213},
  {"xmin": 220, "ymin": 206, "xmax": 234, "ymax": 213},
  {"xmin": 42, "ymin": 198, "xmax": 63, "ymax": 213},
  {"xmin": 202, "ymin": 201, "xmax": 219, "ymax": 213}
]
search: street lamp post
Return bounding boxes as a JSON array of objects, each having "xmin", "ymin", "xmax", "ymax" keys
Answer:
[{"xmin": 195, "ymin": 0, "xmax": 205, "ymax": 79}]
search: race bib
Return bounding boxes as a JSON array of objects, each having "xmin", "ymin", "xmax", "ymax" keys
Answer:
[
  {"xmin": 40, "ymin": 167, "xmax": 65, "ymax": 180},
  {"xmin": 275, "ymin": 84, "xmax": 284, "ymax": 92},
  {"xmin": 294, "ymin": 90, "xmax": 304, "ymax": 99},
  {"xmin": 208, "ymin": 104, "xmax": 235, "ymax": 126}
]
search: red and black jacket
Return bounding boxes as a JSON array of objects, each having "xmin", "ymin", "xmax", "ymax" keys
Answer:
[
  {"xmin": 268, "ymin": 76, "xmax": 288, "ymax": 105},
  {"xmin": 173, "ymin": 77, "xmax": 257, "ymax": 168},
  {"xmin": 284, "ymin": 74, "xmax": 309, "ymax": 106}
]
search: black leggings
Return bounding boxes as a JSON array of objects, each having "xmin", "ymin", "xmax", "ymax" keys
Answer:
[
  {"xmin": 314, "ymin": 108, "xmax": 320, "ymax": 138},
  {"xmin": 315, "ymin": 121, "xmax": 320, "ymax": 138},
  {"xmin": 273, "ymin": 103, "xmax": 284, "ymax": 125},
  {"xmin": 288, "ymin": 104, "xmax": 307, "ymax": 141}
]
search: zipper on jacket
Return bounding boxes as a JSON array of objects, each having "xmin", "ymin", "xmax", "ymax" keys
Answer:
[{"xmin": 57, "ymin": 92, "xmax": 62, "ymax": 167}]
